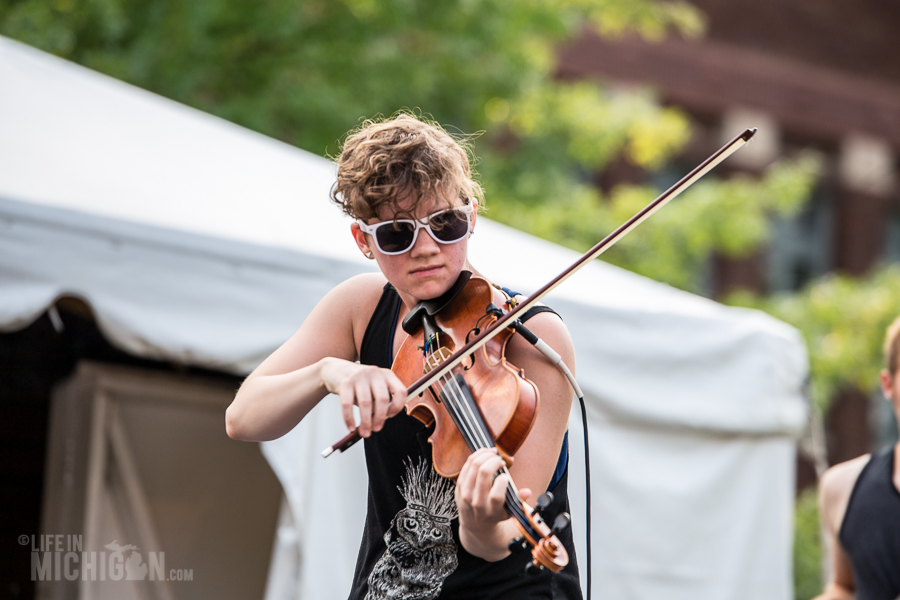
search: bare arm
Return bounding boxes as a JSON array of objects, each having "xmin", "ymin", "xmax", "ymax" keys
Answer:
[
  {"xmin": 226, "ymin": 274, "xmax": 407, "ymax": 441},
  {"xmin": 814, "ymin": 540, "xmax": 855, "ymax": 600},
  {"xmin": 455, "ymin": 310, "xmax": 575, "ymax": 561},
  {"xmin": 812, "ymin": 456, "xmax": 870, "ymax": 600}
]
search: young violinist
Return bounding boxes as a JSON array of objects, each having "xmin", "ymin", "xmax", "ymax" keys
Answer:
[{"xmin": 226, "ymin": 113, "xmax": 581, "ymax": 599}]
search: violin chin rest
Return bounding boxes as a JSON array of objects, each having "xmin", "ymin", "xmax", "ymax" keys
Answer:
[{"xmin": 402, "ymin": 270, "xmax": 472, "ymax": 334}]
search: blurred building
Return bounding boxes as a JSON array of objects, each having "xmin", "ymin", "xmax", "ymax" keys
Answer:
[{"xmin": 556, "ymin": 0, "xmax": 900, "ymax": 488}]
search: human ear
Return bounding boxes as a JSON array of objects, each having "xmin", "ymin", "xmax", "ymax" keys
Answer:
[
  {"xmin": 351, "ymin": 223, "xmax": 374, "ymax": 258},
  {"xmin": 880, "ymin": 369, "xmax": 894, "ymax": 401}
]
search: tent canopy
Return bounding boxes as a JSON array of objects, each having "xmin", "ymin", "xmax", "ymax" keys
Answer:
[
  {"xmin": 0, "ymin": 35, "xmax": 807, "ymax": 436},
  {"xmin": 0, "ymin": 35, "xmax": 808, "ymax": 600}
]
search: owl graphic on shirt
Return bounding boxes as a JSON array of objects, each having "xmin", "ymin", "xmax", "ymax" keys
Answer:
[{"xmin": 365, "ymin": 458, "xmax": 458, "ymax": 600}]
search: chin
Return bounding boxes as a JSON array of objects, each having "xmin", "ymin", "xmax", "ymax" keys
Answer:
[
  {"xmin": 407, "ymin": 278, "xmax": 453, "ymax": 301},
  {"xmin": 413, "ymin": 284, "xmax": 447, "ymax": 301}
]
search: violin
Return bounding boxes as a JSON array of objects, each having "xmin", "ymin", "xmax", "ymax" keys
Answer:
[
  {"xmin": 392, "ymin": 270, "xmax": 534, "ymax": 478},
  {"xmin": 391, "ymin": 269, "xmax": 569, "ymax": 573},
  {"xmin": 322, "ymin": 127, "xmax": 759, "ymax": 576}
]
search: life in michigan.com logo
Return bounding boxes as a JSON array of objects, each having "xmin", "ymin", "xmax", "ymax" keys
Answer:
[{"xmin": 22, "ymin": 535, "xmax": 193, "ymax": 582}]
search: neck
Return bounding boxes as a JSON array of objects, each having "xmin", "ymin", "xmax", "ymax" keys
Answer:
[
  {"xmin": 396, "ymin": 262, "xmax": 484, "ymax": 310},
  {"xmin": 464, "ymin": 261, "xmax": 483, "ymax": 281}
]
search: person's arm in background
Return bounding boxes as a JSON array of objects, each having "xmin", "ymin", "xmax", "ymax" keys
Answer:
[{"xmin": 812, "ymin": 456, "xmax": 870, "ymax": 600}]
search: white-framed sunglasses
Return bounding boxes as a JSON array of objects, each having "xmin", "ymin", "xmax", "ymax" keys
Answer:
[{"xmin": 357, "ymin": 203, "xmax": 474, "ymax": 255}]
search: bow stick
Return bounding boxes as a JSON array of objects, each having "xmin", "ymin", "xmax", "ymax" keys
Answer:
[{"xmin": 323, "ymin": 127, "xmax": 757, "ymax": 457}]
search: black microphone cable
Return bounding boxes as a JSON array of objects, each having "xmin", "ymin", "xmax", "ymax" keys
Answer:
[{"xmin": 509, "ymin": 318, "xmax": 592, "ymax": 600}]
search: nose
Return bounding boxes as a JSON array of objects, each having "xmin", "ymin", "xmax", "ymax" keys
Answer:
[{"xmin": 410, "ymin": 226, "xmax": 440, "ymax": 257}]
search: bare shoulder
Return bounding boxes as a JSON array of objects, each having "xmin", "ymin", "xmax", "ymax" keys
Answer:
[
  {"xmin": 820, "ymin": 454, "xmax": 871, "ymax": 498},
  {"xmin": 514, "ymin": 303, "xmax": 573, "ymax": 353},
  {"xmin": 819, "ymin": 454, "xmax": 871, "ymax": 533},
  {"xmin": 504, "ymin": 302, "xmax": 575, "ymax": 375},
  {"xmin": 329, "ymin": 272, "xmax": 389, "ymax": 315},
  {"xmin": 522, "ymin": 307, "xmax": 572, "ymax": 344},
  {"xmin": 324, "ymin": 272, "xmax": 390, "ymax": 343},
  {"xmin": 248, "ymin": 272, "xmax": 387, "ymax": 378}
]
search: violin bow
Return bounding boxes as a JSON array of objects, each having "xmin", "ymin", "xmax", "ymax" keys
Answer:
[{"xmin": 323, "ymin": 127, "xmax": 757, "ymax": 457}]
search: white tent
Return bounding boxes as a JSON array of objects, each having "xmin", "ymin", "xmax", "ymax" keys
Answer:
[{"xmin": 0, "ymin": 36, "xmax": 808, "ymax": 600}]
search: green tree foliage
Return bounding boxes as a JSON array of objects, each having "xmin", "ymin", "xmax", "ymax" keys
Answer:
[
  {"xmin": 0, "ymin": 0, "xmax": 700, "ymax": 158},
  {"xmin": 793, "ymin": 489, "xmax": 823, "ymax": 600},
  {"xmin": 491, "ymin": 151, "xmax": 820, "ymax": 291},
  {"xmin": 731, "ymin": 265, "xmax": 900, "ymax": 412}
]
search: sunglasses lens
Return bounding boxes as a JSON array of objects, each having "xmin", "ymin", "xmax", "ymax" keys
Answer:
[
  {"xmin": 429, "ymin": 210, "xmax": 469, "ymax": 242},
  {"xmin": 375, "ymin": 221, "xmax": 416, "ymax": 253},
  {"xmin": 368, "ymin": 208, "xmax": 469, "ymax": 254}
]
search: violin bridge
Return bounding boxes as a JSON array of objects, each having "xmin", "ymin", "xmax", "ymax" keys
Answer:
[{"xmin": 423, "ymin": 347, "xmax": 454, "ymax": 374}]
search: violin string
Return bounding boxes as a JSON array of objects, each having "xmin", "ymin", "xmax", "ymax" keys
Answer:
[
  {"xmin": 443, "ymin": 360, "xmax": 493, "ymax": 451},
  {"xmin": 428, "ymin": 332, "xmax": 491, "ymax": 452},
  {"xmin": 436, "ymin": 371, "xmax": 538, "ymax": 537},
  {"xmin": 437, "ymin": 372, "xmax": 487, "ymax": 451},
  {"xmin": 504, "ymin": 483, "xmax": 539, "ymax": 539},
  {"xmin": 438, "ymin": 371, "xmax": 492, "ymax": 451},
  {"xmin": 436, "ymin": 370, "xmax": 515, "ymax": 486},
  {"xmin": 429, "ymin": 354, "xmax": 483, "ymax": 448},
  {"xmin": 429, "ymin": 353, "xmax": 540, "ymax": 540},
  {"xmin": 424, "ymin": 336, "xmax": 478, "ymax": 449}
]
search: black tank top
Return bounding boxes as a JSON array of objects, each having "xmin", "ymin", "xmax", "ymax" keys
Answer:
[
  {"xmin": 839, "ymin": 444, "xmax": 900, "ymax": 600},
  {"xmin": 348, "ymin": 283, "xmax": 582, "ymax": 600}
]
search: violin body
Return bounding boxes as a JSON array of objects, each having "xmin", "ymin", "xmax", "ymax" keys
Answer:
[
  {"xmin": 390, "ymin": 275, "xmax": 539, "ymax": 480},
  {"xmin": 390, "ymin": 274, "xmax": 568, "ymax": 573}
]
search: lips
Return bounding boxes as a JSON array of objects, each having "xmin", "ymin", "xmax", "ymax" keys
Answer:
[{"xmin": 409, "ymin": 264, "xmax": 443, "ymax": 277}]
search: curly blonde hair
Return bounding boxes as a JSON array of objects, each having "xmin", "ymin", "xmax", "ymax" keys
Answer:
[{"xmin": 330, "ymin": 113, "xmax": 484, "ymax": 222}]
